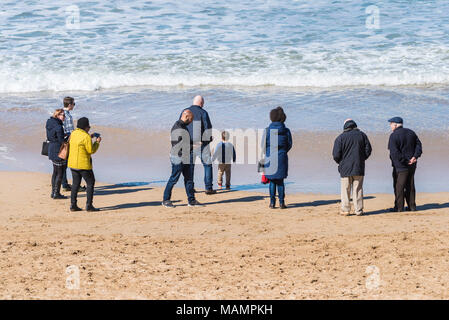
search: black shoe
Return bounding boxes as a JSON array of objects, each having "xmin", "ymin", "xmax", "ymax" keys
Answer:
[
  {"xmin": 70, "ymin": 205, "xmax": 82, "ymax": 212},
  {"xmin": 225, "ymin": 186, "xmax": 231, "ymax": 190},
  {"xmin": 79, "ymin": 186, "xmax": 87, "ymax": 192},
  {"xmin": 63, "ymin": 185, "xmax": 72, "ymax": 192},
  {"xmin": 269, "ymin": 203, "xmax": 275, "ymax": 209},
  {"xmin": 188, "ymin": 200, "xmax": 205, "ymax": 207},
  {"xmin": 53, "ymin": 193, "xmax": 67, "ymax": 200},
  {"xmin": 162, "ymin": 200, "xmax": 175, "ymax": 208},
  {"xmin": 280, "ymin": 203, "xmax": 287, "ymax": 209},
  {"xmin": 86, "ymin": 205, "xmax": 100, "ymax": 212},
  {"xmin": 193, "ymin": 189, "xmax": 198, "ymax": 193},
  {"xmin": 205, "ymin": 189, "xmax": 217, "ymax": 195}
]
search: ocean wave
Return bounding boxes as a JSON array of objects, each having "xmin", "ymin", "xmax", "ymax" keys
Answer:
[
  {"xmin": 1, "ymin": 68, "xmax": 449, "ymax": 93},
  {"xmin": 1, "ymin": 0, "xmax": 449, "ymax": 93},
  {"xmin": 1, "ymin": 44, "xmax": 449, "ymax": 93}
]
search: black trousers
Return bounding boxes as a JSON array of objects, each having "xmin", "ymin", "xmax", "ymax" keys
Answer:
[
  {"xmin": 51, "ymin": 163, "xmax": 66, "ymax": 194},
  {"xmin": 393, "ymin": 166, "xmax": 416, "ymax": 211},
  {"xmin": 71, "ymin": 169, "xmax": 95, "ymax": 207}
]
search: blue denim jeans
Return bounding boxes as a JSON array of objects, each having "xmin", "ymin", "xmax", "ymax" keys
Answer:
[
  {"xmin": 191, "ymin": 144, "xmax": 213, "ymax": 190},
  {"xmin": 269, "ymin": 179, "xmax": 285, "ymax": 205},
  {"xmin": 163, "ymin": 160, "xmax": 195, "ymax": 204}
]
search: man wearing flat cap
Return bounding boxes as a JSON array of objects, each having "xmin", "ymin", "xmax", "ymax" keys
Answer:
[{"xmin": 388, "ymin": 117, "xmax": 422, "ymax": 212}]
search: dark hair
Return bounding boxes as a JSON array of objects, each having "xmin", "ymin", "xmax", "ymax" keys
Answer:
[
  {"xmin": 221, "ymin": 131, "xmax": 229, "ymax": 141},
  {"xmin": 63, "ymin": 97, "xmax": 74, "ymax": 109},
  {"xmin": 270, "ymin": 106, "xmax": 286, "ymax": 123},
  {"xmin": 77, "ymin": 117, "xmax": 90, "ymax": 130}
]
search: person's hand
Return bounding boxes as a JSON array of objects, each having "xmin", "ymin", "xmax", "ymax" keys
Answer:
[
  {"xmin": 96, "ymin": 137, "xmax": 102, "ymax": 143},
  {"xmin": 408, "ymin": 157, "xmax": 417, "ymax": 165}
]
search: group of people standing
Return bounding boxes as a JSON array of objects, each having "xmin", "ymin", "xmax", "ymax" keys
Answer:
[
  {"xmin": 45, "ymin": 97, "xmax": 102, "ymax": 212},
  {"xmin": 45, "ymin": 95, "xmax": 423, "ymax": 215},
  {"xmin": 162, "ymin": 97, "xmax": 292, "ymax": 209},
  {"xmin": 332, "ymin": 116, "xmax": 422, "ymax": 215}
]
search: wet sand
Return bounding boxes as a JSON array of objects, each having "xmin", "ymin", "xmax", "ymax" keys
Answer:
[
  {"xmin": 1, "ymin": 171, "xmax": 449, "ymax": 299},
  {"xmin": 2, "ymin": 122, "xmax": 449, "ymax": 193}
]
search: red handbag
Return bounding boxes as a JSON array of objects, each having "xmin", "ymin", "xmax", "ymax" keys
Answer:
[{"xmin": 261, "ymin": 174, "xmax": 269, "ymax": 184}]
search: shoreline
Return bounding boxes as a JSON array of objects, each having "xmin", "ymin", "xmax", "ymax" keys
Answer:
[
  {"xmin": 2, "ymin": 171, "xmax": 449, "ymax": 299},
  {"xmin": 2, "ymin": 125, "xmax": 449, "ymax": 194}
]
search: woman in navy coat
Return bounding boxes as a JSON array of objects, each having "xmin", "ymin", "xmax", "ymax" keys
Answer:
[
  {"xmin": 264, "ymin": 107, "xmax": 293, "ymax": 209},
  {"xmin": 46, "ymin": 109, "xmax": 68, "ymax": 199}
]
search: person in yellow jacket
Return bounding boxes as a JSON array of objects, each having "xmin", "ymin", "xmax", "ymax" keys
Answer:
[{"xmin": 67, "ymin": 117, "xmax": 101, "ymax": 212}]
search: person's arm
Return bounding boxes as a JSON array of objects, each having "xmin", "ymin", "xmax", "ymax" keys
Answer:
[
  {"xmin": 364, "ymin": 133, "xmax": 372, "ymax": 160},
  {"xmin": 84, "ymin": 135, "xmax": 100, "ymax": 155},
  {"xmin": 202, "ymin": 112, "xmax": 213, "ymax": 143},
  {"xmin": 261, "ymin": 128, "xmax": 268, "ymax": 157},
  {"xmin": 56, "ymin": 125, "xmax": 65, "ymax": 143},
  {"xmin": 414, "ymin": 134, "xmax": 423, "ymax": 159},
  {"xmin": 286, "ymin": 129, "xmax": 293, "ymax": 152},
  {"xmin": 332, "ymin": 136, "xmax": 342, "ymax": 164},
  {"xmin": 212, "ymin": 144, "xmax": 219, "ymax": 162},
  {"xmin": 388, "ymin": 134, "xmax": 406, "ymax": 165},
  {"xmin": 232, "ymin": 145, "xmax": 236, "ymax": 163}
]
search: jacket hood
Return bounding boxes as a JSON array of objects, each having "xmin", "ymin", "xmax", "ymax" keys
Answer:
[{"xmin": 343, "ymin": 120, "xmax": 357, "ymax": 131}]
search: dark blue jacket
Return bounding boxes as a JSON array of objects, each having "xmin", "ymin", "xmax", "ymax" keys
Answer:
[
  {"xmin": 332, "ymin": 121, "xmax": 372, "ymax": 177},
  {"xmin": 180, "ymin": 105, "xmax": 212, "ymax": 145},
  {"xmin": 170, "ymin": 119, "xmax": 193, "ymax": 160},
  {"xmin": 46, "ymin": 117, "xmax": 64, "ymax": 162},
  {"xmin": 388, "ymin": 126, "xmax": 422, "ymax": 172},
  {"xmin": 264, "ymin": 122, "xmax": 293, "ymax": 180}
]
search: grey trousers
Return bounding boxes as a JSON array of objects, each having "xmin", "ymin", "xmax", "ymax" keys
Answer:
[{"xmin": 341, "ymin": 176, "xmax": 364, "ymax": 214}]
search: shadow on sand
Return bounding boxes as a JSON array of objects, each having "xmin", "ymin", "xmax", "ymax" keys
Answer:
[
  {"xmin": 91, "ymin": 182, "xmax": 153, "ymax": 196},
  {"xmin": 287, "ymin": 196, "xmax": 376, "ymax": 209},
  {"xmin": 101, "ymin": 200, "xmax": 182, "ymax": 211},
  {"xmin": 361, "ymin": 202, "xmax": 449, "ymax": 216},
  {"xmin": 172, "ymin": 195, "xmax": 269, "ymax": 207}
]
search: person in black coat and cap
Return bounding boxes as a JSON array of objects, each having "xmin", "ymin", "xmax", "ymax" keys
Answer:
[
  {"xmin": 388, "ymin": 117, "xmax": 422, "ymax": 212},
  {"xmin": 333, "ymin": 119, "xmax": 372, "ymax": 216},
  {"xmin": 45, "ymin": 109, "xmax": 68, "ymax": 199}
]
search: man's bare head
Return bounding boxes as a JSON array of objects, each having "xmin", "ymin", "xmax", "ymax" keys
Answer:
[
  {"xmin": 181, "ymin": 109, "xmax": 194, "ymax": 124},
  {"xmin": 193, "ymin": 95, "xmax": 204, "ymax": 107}
]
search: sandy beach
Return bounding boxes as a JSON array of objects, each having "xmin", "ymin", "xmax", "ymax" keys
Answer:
[{"xmin": 1, "ymin": 171, "xmax": 449, "ymax": 299}]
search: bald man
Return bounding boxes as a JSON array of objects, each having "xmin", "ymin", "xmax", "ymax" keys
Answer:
[
  {"xmin": 163, "ymin": 110, "xmax": 204, "ymax": 208},
  {"xmin": 180, "ymin": 95, "xmax": 216, "ymax": 195}
]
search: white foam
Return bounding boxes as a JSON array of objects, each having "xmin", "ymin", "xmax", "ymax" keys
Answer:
[{"xmin": 1, "ymin": 44, "xmax": 449, "ymax": 93}]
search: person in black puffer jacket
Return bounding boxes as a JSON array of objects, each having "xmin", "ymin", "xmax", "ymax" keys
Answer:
[
  {"xmin": 45, "ymin": 109, "xmax": 68, "ymax": 199},
  {"xmin": 333, "ymin": 119, "xmax": 372, "ymax": 216}
]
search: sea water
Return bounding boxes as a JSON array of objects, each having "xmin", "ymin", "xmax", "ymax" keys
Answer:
[{"xmin": 1, "ymin": 0, "xmax": 449, "ymax": 193}]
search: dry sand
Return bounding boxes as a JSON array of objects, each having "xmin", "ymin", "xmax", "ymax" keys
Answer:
[{"xmin": 1, "ymin": 171, "xmax": 449, "ymax": 300}]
